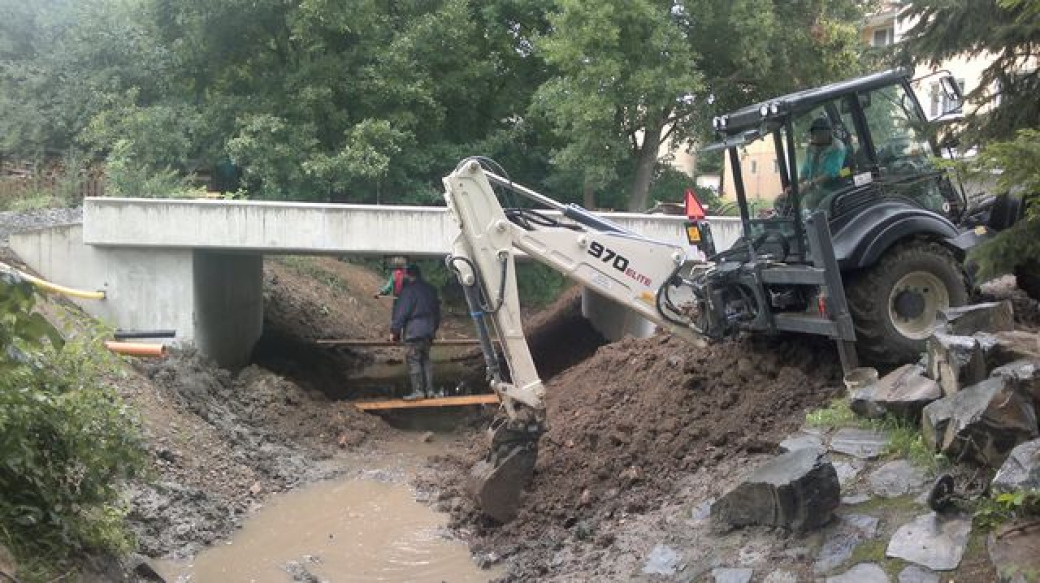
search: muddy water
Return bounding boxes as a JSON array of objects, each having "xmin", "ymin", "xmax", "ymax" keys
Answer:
[{"xmin": 159, "ymin": 436, "xmax": 499, "ymax": 582}]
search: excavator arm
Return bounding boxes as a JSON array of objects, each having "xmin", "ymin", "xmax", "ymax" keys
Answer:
[{"xmin": 442, "ymin": 158, "xmax": 707, "ymax": 522}]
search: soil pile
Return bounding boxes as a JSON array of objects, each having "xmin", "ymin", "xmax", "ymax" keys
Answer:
[
  {"xmin": 126, "ymin": 350, "xmax": 388, "ymax": 558},
  {"xmin": 427, "ymin": 332, "xmax": 844, "ymax": 574}
]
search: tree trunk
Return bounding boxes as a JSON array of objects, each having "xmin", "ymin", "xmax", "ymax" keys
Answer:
[
  {"xmin": 628, "ymin": 124, "xmax": 663, "ymax": 211},
  {"xmin": 582, "ymin": 180, "xmax": 595, "ymax": 209}
]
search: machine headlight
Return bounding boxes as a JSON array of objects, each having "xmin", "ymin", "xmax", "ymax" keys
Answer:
[
  {"xmin": 769, "ymin": 102, "xmax": 780, "ymax": 115},
  {"xmin": 759, "ymin": 105, "xmax": 769, "ymax": 117}
]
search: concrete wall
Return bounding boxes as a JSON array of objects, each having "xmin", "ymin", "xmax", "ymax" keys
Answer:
[
  {"xmin": 193, "ymin": 251, "xmax": 263, "ymax": 368},
  {"xmin": 581, "ymin": 287, "xmax": 656, "ymax": 341},
  {"xmin": 9, "ymin": 225, "xmax": 196, "ymax": 340}
]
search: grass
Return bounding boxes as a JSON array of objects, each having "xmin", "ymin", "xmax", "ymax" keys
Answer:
[
  {"xmin": 0, "ymin": 190, "xmax": 70, "ymax": 212},
  {"xmin": 805, "ymin": 397, "xmax": 949, "ymax": 475},
  {"xmin": 276, "ymin": 256, "xmax": 351, "ymax": 293},
  {"xmin": 805, "ymin": 398, "xmax": 861, "ymax": 429}
]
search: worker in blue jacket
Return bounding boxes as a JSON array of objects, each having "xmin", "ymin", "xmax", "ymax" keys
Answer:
[{"xmin": 391, "ymin": 264, "xmax": 441, "ymax": 400}]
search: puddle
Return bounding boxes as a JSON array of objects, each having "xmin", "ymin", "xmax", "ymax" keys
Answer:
[{"xmin": 157, "ymin": 476, "xmax": 499, "ymax": 582}]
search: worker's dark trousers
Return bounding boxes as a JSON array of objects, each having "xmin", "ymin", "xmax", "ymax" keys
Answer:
[{"xmin": 406, "ymin": 338, "xmax": 434, "ymax": 396}]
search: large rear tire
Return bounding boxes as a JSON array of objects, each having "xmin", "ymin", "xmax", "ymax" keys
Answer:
[{"xmin": 846, "ymin": 241, "xmax": 969, "ymax": 365}]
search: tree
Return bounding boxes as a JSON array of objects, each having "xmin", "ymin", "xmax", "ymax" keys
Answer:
[
  {"xmin": 532, "ymin": 0, "xmax": 703, "ymax": 211},
  {"xmin": 532, "ymin": 0, "xmax": 866, "ymax": 211},
  {"xmin": 0, "ymin": 0, "xmax": 170, "ymax": 158},
  {"xmin": 898, "ymin": 0, "xmax": 1040, "ymax": 144}
]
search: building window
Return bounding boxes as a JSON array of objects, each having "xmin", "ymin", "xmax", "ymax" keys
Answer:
[
  {"xmin": 750, "ymin": 160, "xmax": 757, "ymax": 174},
  {"xmin": 872, "ymin": 27, "xmax": 893, "ymax": 47}
]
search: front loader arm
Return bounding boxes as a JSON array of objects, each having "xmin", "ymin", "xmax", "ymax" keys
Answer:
[{"xmin": 442, "ymin": 158, "xmax": 706, "ymax": 522}]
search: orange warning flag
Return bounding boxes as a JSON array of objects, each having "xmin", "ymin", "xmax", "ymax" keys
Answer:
[{"xmin": 684, "ymin": 188, "xmax": 706, "ymax": 220}]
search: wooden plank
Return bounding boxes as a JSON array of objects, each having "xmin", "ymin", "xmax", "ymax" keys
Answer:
[
  {"xmin": 354, "ymin": 394, "xmax": 500, "ymax": 411},
  {"xmin": 316, "ymin": 338, "xmax": 494, "ymax": 347}
]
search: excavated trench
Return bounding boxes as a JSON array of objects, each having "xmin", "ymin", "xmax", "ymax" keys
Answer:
[{"xmin": 128, "ymin": 258, "xmax": 609, "ymax": 581}]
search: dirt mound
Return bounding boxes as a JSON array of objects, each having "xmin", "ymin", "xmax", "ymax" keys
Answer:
[
  {"xmin": 426, "ymin": 332, "xmax": 843, "ymax": 575},
  {"xmin": 127, "ymin": 350, "xmax": 389, "ymax": 557}
]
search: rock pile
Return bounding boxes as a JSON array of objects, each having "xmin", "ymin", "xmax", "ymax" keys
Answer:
[{"xmin": 852, "ymin": 301, "xmax": 1040, "ymax": 469}]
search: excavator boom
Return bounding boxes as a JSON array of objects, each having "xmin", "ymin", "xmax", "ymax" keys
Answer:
[{"xmin": 442, "ymin": 158, "xmax": 707, "ymax": 522}]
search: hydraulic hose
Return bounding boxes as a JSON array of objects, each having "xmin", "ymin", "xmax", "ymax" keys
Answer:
[{"xmin": 0, "ymin": 261, "xmax": 106, "ymax": 300}]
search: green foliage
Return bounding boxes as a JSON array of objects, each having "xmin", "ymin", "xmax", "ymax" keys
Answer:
[
  {"xmin": 899, "ymin": 0, "xmax": 1040, "ymax": 144},
  {"xmin": 974, "ymin": 489, "xmax": 1040, "ymax": 531},
  {"xmin": 0, "ymin": 274, "xmax": 147, "ymax": 578}
]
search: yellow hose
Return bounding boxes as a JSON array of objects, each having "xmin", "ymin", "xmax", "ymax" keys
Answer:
[{"xmin": 0, "ymin": 262, "xmax": 106, "ymax": 300}]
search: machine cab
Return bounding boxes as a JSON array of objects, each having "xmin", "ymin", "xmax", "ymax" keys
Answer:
[{"xmin": 706, "ymin": 69, "xmax": 966, "ymax": 264}]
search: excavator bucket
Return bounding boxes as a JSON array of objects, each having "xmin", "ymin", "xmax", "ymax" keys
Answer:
[{"xmin": 467, "ymin": 445, "xmax": 537, "ymax": 523}]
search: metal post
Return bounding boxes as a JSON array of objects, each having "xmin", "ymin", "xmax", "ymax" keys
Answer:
[{"xmin": 805, "ymin": 211, "xmax": 859, "ymax": 372}]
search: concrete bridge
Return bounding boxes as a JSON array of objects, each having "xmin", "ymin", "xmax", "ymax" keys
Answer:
[{"xmin": 10, "ymin": 197, "xmax": 743, "ymax": 368}]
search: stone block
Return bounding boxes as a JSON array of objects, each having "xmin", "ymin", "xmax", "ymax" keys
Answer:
[
  {"xmin": 830, "ymin": 428, "xmax": 889, "ymax": 459},
  {"xmin": 924, "ymin": 376, "xmax": 1038, "ymax": 467},
  {"xmin": 851, "ymin": 364, "xmax": 941, "ymax": 419},
  {"xmin": 711, "ymin": 448, "xmax": 840, "ymax": 532},
  {"xmin": 886, "ymin": 512, "xmax": 972, "ymax": 571},
  {"xmin": 991, "ymin": 359, "xmax": 1040, "ymax": 413},
  {"xmin": 991, "ymin": 438, "xmax": 1040, "ymax": 494},
  {"xmin": 981, "ymin": 331, "xmax": 1040, "ymax": 372},
  {"xmin": 927, "ymin": 332, "xmax": 987, "ymax": 395},
  {"xmin": 937, "ymin": 301, "xmax": 1014, "ymax": 336}
]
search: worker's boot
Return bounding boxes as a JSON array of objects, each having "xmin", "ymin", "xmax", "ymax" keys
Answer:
[{"xmin": 404, "ymin": 368, "xmax": 426, "ymax": 401}]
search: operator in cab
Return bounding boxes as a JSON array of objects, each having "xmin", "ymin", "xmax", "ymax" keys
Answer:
[
  {"xmin": 794, "ymin": 116, "xmax": 848, "ymax": 210},
  {"xmin": 391, "ymin": 264, "xmax": 441, "ymax": 401},
  {"xmin": 773, "ymin": 116, "xmax": 848, "ymax": 217}
]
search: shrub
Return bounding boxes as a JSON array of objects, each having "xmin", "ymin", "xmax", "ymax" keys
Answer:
[{"xmin": 0, "ymin": 274, "xmax": 147, "ymax": 578}]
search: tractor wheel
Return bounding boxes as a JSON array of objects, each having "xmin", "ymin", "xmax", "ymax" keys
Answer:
[
  {"xmin": 846, "ymin": 241, "xmax": 969, "ymax": 365},
  {"xmin": 1014, "ymin": 259, "xmax": 1040, "ymax": 301}
]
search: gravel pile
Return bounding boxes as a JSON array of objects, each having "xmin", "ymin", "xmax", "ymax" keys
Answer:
[{"xmin": 0, "ymin": 207, "xmax": 82, "ymax": 246}]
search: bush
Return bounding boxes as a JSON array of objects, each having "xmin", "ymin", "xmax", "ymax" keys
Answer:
[{"xmin": 0, "ymin": 274, "xmax": 147, "ymax": 578}]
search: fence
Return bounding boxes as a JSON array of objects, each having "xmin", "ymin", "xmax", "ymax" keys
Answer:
[{"xmin": 0, "ymin": 163, "xmax": 106, "ymax": 202}]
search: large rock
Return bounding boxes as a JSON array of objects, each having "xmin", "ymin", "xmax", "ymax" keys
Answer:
[
  {"xmin": 988, "ymin": 520, "xmax": 1040, "ymax": 583},
  {"xmin": 927, "ymin": 332, "xmax": 987, "ymax": 396},
  {"xmin": 937, "ymin": 301, "xmax": 1014, "ymax": 336},
  {"xmin": 922, "ymin": 376, "xmax": 1038, "ymax": 466},
  {"xmin": 886, "ymin": 512, "xmax": 972, "ymax": 571},
  {"xmin": 830, "ymin": 428, "xmax": 889, "ymax": 459},
  {"xmin": 851, "ymin": 364, "xmax": 942, "ymax": 419},
  {"xmin": 867, "ymin": 460, "xmax": 928, "ymax": 498},
  {"xmin": 981, "ymin": 331, "xmax": 1040, "ymax": 370},
  {"xmin": 991, "ymin": 359, "xmax": 1040, "ymax": 411},
  {"xmin": 711, "ymin": 448, "xmax": 840, "ymax": 532},
  {"xmin": 991, "ymin": 438, "xmax": 1040, "ymax": 494}
]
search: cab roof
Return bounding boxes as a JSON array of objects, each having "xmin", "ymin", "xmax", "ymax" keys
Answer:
[{"xmin": 716, "ymin": 69, "xmax": 911, "ymax": 137}]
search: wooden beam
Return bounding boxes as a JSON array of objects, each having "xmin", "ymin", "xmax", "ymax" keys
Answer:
[
  {"xmin": 316, "ymin": 338, "xmax": 495, "ymax": 347},
  {"xmin": 354, "ymin": 394, "xmax": 500, "ymax": 411}
]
